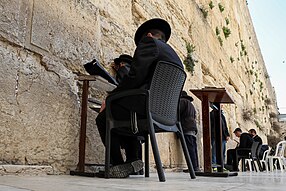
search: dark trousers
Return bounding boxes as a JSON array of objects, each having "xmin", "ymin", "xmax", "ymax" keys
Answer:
[
  {"xmin": 227, "ymin": 148, "xmax": 251, "ymax": 171},
  {"xmin": 184, "ymin": 135, "xmax": 199, "ymax": 171},
  {"xmin": 96, "ymin": 102, "xmax": 143, "ymax": 166},
  {"xmin": 226, "ymin": 149, "xmax": 238, "ymax": 171}
]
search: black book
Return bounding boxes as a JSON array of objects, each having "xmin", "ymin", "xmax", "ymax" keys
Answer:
[{"xmin": 84, "ymin": 59, "xmax": 118, "ymax": 86}]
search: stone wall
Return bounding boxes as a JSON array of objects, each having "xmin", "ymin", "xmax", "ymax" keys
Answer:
[{"xmin": 0, "ymin": 0, "xmax": 278, "ymax": 173}]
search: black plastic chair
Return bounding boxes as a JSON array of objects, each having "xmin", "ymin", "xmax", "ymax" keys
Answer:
[
  {"xmin": 104, "ymin": 61, "xmax": 196, "ymax": 182},
  {"xmin": 236, "ymin": 141, "xmax": 262, "ymax": 171}
]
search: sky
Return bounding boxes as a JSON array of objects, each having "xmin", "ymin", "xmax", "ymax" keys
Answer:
[{"xmin": 248, "ymin": 0, "xmax": 286, "ymax": 114}]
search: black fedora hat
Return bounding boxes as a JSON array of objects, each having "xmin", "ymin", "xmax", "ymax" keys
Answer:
[
  {"xmin": 114, "ymin": 54, "xmax": 133, "ymax": 65},
  {"xmin": 134, "ymin": 18, "xmax": 171, "ymax": 46}
]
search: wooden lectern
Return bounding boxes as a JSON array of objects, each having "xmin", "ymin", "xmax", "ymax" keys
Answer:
[
  {"xmin": 190, "ymin": 87, "xmax": 238, "ymax": 177},
  {"xmin": 70, "ymin": 75, "xmax": 116, "ymax": 177}
]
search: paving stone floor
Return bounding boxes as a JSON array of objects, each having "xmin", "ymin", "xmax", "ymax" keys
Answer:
[{"xmin": 0, "ymin": 171, "xmax": 286, "ymax": 191}]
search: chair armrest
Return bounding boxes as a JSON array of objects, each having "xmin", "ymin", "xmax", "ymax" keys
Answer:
[
  {"xmin": 105, "ymin": 89, "xmax": 149, "ymax": 119},
  {"xmin": 236, "ymin": 148, "xmax": 251, "ymax": 152},
  {"xmin": 106, "ymin": 89, "xmax": 149, "ymax": 103}
]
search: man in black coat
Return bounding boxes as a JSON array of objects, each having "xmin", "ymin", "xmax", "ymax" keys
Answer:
[
  {"xmin": 96, "ymin": 18, "xmax": 183, "ymax": 178},
  {"xmin": 112, "ymin": 54, "xmax": 133, "ymax": 84},
  {"xmin": 226, "ymin": 128, "xmax": 253, "ymax": 171},
  {"xmin": 248, "ymin": 129, "xmax": 263, "ymax": 145},
  {"xmin": 180, "ymin": 91, "xmax": 199, "ymax": 171},
  {"xmin": 210, "ymin": 106, "xmax": 230, "ymax": 165}
]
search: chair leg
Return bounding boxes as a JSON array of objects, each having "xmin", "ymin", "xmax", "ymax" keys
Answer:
[
  {"xmin": 105, "ymin": 122, "xmax": 112, "ymax": 178},
  {"xmin": 269, "ymin": 158, "xmax": 274, "ymax": 171},
  {"xmin": 241, "ymin": 159, "xmax": 245, "ymax": 172},
  {"xmin": 149, "ymin": 124, "xmax": 165, "ymax": 182},
  {"xmin": 246, "ymin": 159, "xmax": 252, "ymax": 171},
  {"xmin": 265, "ymin": 161, "xmax": 269, "ymax": 172},
  {"xmin": 251, "ymin": 158, "xmax": 257, "ymax": 172},
  {"xmin": 144, "ymin": 134, "xmax": 149, "ymax": 177},
  {"xmin": 278, "ymin": 158, "xmax": 284, "ymax": 172},
  {"xmin": 256, "ymin": 159, "xmax": 263, "ymax": 172},
  {"xmin": 178, "ymin": 131, "xmax": 196, "ymax": 179}
]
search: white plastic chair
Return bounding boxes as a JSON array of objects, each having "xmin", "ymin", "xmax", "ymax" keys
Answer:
[
  {"xmin": 268, "ymin": 141, "xmax": 286, "ymax": 172},
  {"xmin": 245, "ymin": 158, "xmax": 253, "ymax": 171},
  {"xmin": 260, "ymin": 148, "xmax": 271, "ymax": 172},
  {"xmin": 245, "ymin": 147, "xmax": 270, "ymax": 172}
]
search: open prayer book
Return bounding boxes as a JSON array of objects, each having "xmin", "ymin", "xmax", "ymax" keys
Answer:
[{"xmin": 84, "ymin": 59, "xmax": 118, "ymax": 86}]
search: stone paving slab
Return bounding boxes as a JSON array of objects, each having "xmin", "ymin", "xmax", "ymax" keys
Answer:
[
  {"xmin": 0, "ymin": 172, "xmax": 286, "ymax": 191},
  {"xmin": 0, "ymin": 165, "xmax": 53, "ymax": 176}
]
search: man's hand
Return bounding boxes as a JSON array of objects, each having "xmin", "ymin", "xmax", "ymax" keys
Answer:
[
  {"xmin": 226, "ymin": 136, "xmax": 230, "ymax": 141},
  {"xmin": 99, "ymin": 100, "xmax": 106, "ymax": 113}
]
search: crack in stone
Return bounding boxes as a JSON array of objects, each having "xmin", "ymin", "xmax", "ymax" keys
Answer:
[
  {"xmin": 39, "ymin": 59, "xmax": 61, "ymax": 84},
  {"xmin": 14, "ymin": 65, "xmax": 20, "ymax": 106}
]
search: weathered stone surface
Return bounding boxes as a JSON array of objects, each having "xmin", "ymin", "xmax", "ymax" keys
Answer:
[
  {"xmin": 0, "ymin": 165, "xmax": 53, "ymax": 175},
  {"xmin": 0, "ymin": 0, "xmax": 279, "ymax": 173}
]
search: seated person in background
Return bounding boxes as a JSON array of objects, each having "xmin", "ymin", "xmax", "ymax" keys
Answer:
[
  {"xmin": 112, "ymin": 54, "xmax": 132, "ymax": 84},
  {"xmin": 249, "ymin": 129, "xmax": 268, "ymax": 159},
  {"xmin": 248, "ymin": 129, "xmax": 262, "ymax": 145},
  {"xmin": 226, "ymin": 128, "xmax": 253, "ymax": 171},
  {"xmin": 179, "ymin": 91, "xmax": 199, "ymax": 172}
]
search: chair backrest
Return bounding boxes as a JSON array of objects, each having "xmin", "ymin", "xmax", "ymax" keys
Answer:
[
  {"xmin": 251, "ymin": 141, "xmax": 259, "ymax": 157},
  {"xmin": 262, "ymin": 148, "xmax": 271, "ymax": 160},
  {"xmin": 256, "ymin": 144, "xmax": 262, "ymax": 158},
  {"xmin": 274, "ymin": 141, "xmax": 286, "ymax": 157},
  {"xmin": 149, "ymin": 61, "xmax": 186, "ymax": 129}
]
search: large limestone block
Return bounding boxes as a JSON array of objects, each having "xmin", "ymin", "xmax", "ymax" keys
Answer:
[{"xmin": 0, "ymin": 40, "xmax": 81, "ymax": 172}]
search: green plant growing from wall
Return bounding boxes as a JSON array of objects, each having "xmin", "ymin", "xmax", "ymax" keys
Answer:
[
  {"xmin": 218, "ymin": 3, "xmax": 224, "ymax": 12},
  {"xmin": 241, "ymin": 42, "xmax": 246, "ymax": 56},
  {"xmin": 240, "ymin": 51, "xmax": 243, "ymax": 57},
  {"xmin": 200, "ymin": 7, "xmax": 208, "ymax": 18},
  {"xmin": 215, "ymin": 27, "xmax": 220, "ymax": 35},
  {"xmin": 255, "ymin": 72, "xmax": 258, "ymax": 79},
  {"xmin": 222, "ymin": 26, "xmax": 231, "ymax": 38},
  {"xmin": 225, "ymin": 17, "xmax": 230, "ymax": 25},
  {"xmin": 254, "ymin": 120, "xmax": 261, "ymax": 130},
  {"xmin": 217, "ymin": 36, "xmax": 223, "ymax": 46},
  {"xmin": 253, "ymin": 108, "xmax": 257, "ymax": 114},
  {"xmin": 184, "ymin": 42, "xmax": 197, "ymax": 75},
  {"xmin": 242, "ymin": 109, "xmax": 253, "ymax": 121},
  {"xmin": 209, "ymin": 1, "xmax": 215, "ymax": 9},
  {"xmin": 230, "ymin": 56, "xmax": 234, "ymax": 63},
  {"xmin": 241, "ymin": 44, "xmax": 246, "ymax": 51},
  {"xmin": 249, "ymin": 69, "xmax": 253, "ymax": 75},
  {"xmin": 260, "ymin": 81, "xmax": 264, "ymax": 92},
  {"xmin": 265, "ymin": 73, "xmax": 269, "ymax": 79}
]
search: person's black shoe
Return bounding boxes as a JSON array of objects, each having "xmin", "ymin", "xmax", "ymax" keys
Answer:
[
  {"xmin": 183, "ymin": 169, "xmax": 189, "ymax": 173},
  {"xmin": 95, "ymin": 160, "xmax": 144, "ymax": 178},
  {"xmin": 183, "ymin": 167, "xmax": 200, "ymax": 173},
  {"xmin": 130, "ymin": 168, "xmax": 144, "ymax": 175}
]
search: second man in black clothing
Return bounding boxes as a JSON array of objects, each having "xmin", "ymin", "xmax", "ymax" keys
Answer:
[{"xmin": 180, "ymin": 91, "xmax": 199, "ymax": 172}]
